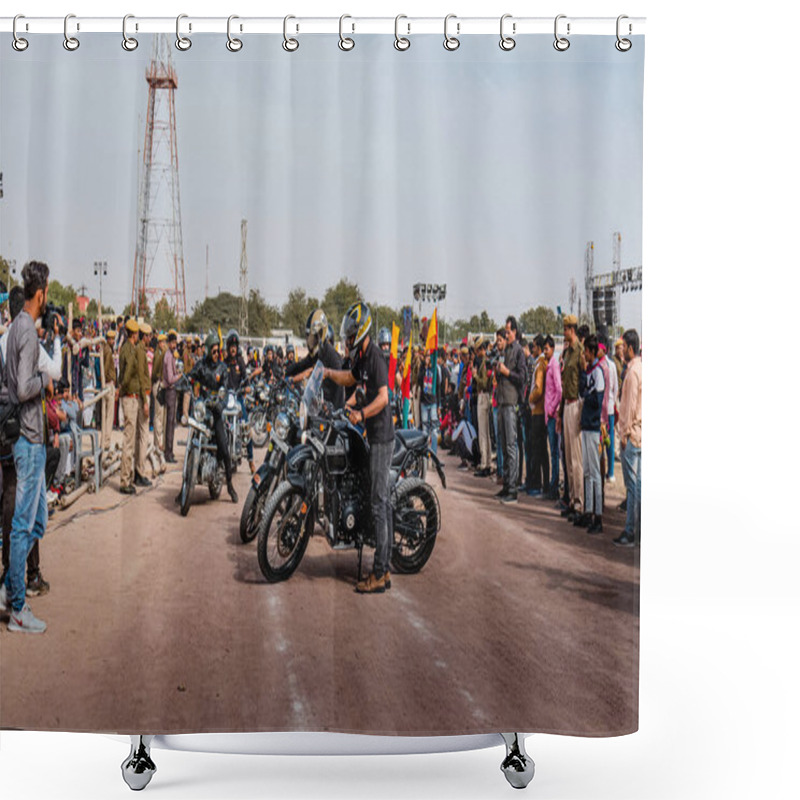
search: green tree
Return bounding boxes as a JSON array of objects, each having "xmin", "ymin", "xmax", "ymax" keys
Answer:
[
  {"xmin": 86, "ymin": 299, "xmax": 99, "ymax": 319},
  {"xmin": 321, "ymin": 278, "xmax": 360, "ymax": 329},
  {"xmin": 183, "ymin": 292, "xmax": 240, "ymax": 334},
  {"xmin": 280, "ymin": 288, "xmax": 319, "ymax": 338},
  {"xmin": 152, "ymin": 296, "xmax": 178, "ymax": 332},
  {"xmin": 247, "ymin": 289, "xmax": 280, "ymax": 337},
  {"xmin": 46, "ymin": 279, "xmax": 79, "ymax": 311},
  {"xmin": 518, "ymin": 305, "xmax": 560, "ymax": 337},
  {"xmin": 371, "ymin": 303, "xmax": 401, "ymax": 337}
]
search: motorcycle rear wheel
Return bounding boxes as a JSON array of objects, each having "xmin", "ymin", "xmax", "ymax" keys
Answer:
[
  {"xmin": 391, "ymin": 477, "xmax": 440, "ymax": 574},
  {"xmin": 180, "ymin": 448, "xmax": 198, "ymax": 517},
  {"xmin": 257, "ymin": 481, "xmax": 312, "ymax": 582}
]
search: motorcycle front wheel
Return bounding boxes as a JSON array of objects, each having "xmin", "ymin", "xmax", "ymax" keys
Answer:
[
  {"xmin": 180, "ymin": 447, "xmax": 198, "ymax": 517},
  {"xmin": 391, "ymin": 477, "xmax": 440, "ymax": 574},
  {"xmin": 256, "ymin": 481, "xmax": 313, "ymax": 582}
]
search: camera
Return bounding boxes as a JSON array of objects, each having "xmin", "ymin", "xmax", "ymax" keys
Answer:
[
  {"xmin": 486, "ymin": 346, "xmax": 500, "ymax": 369},
  {"xmin": 42, "ymin": 302, "xmax": 66, "ymax": 333}
]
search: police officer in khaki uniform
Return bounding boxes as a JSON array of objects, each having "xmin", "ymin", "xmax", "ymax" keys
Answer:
[
  {"xmin": 152, "ymin": 332, "xmax": 167, "ymax": 454},
  {"xmin": 118, "ymin": 319, "xmax": 141, "ymax": 494},
  {"xmin": 559, "ymin": 314, "xmax": 584, "ymax": 519},
  {"xmin": 101, "ymin": 328, "xmax": 117, "ymax": 456},
  {"xmin": 135, "ymin": 321, "xmax": 153, "ymax": 487}
]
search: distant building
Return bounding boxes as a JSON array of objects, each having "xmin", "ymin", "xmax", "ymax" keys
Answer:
[{"xmin": 76, "ymin": 295, "xmax": 90, "ymax": 314}]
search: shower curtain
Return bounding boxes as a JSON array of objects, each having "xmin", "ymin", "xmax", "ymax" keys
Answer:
[{"xmin": 0, "ymin": 27, "xmax": 643, "ymax": 738}]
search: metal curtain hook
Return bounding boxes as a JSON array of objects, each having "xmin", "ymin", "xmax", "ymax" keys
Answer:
[
  {"xmin": 615, "ymin": 14, "xmax": 632, "ymax": 51},
  {"xmin": 499, "ymin": 14, "xmax": 515, "ymax": 51},
  {"xmin": 394, "ymin": 14, "xmax": 410, "ymax": 51},
  {"xmin": 283, "ymin": 15, "xmax": 299, "ymax": 51},
  {"xmin": 176, "ymin": 14, "xmax": 192, "ymax": 50},
  {"xmin": 339, "ymin": 14, "xmax": 355, "ymax": 51},
  {"xmin": 122, "ymin": 14, "xmax": 138, "ymax": 51},
  {"xmin": 63, "ymin": 13, "xmax": 80, "ymax": 51},
  {"xmin": 553, "ymin": 14, "xmax": 570, "ymax": 51},
  {"xmin": 227, "ymin": 15, "xmax": 243, "ymax": 51},
  {"xmin": 12, "ymin": 14, "xmax": 29, "ymax": 51},
  {"xmin": 444, "ymin": 14, "xmax": 460, "ymax": 51}
]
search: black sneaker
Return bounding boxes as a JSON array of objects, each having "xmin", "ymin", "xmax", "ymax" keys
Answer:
[
  {"xmin": 134, "ymin": 473, "xmax": 152, "ymax": 488},
  {"xmin": 587, "ymin": 517, "xmax": 604, "ymax": 535},
  {"xmin": 120, "ymin": 485, "xmax": 136, "ymax": 495},
  {"xmin": 500, "ymin": 492, "xmax": 518, "ymax": 505},
  {"xmin": 495, "ymin": 487, "xmax": 509, "ymax": 498},
  {"xmin": 573, "ymin": 513, "xmax": 591, "ymax": 528},
  {"xmin": 227, "ymin": 482, "xmax": 239, "ymax": 503},
  {"xmin": 26, "ymin": 571, "xmax": 50, "ymax": 597},
  {"xmin": 613, "ymin": 533, "xmax": 635, "ymax": 547}
]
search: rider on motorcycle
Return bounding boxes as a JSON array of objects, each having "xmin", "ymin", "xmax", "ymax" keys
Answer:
[
  {"xmin": 323, "ymin": 302, "xmax": 395, "ymax": 595},
  {"xmin": 263, "ymin": 344, "xmax": 276, "ymax": 382},
  {"xmin": 224, "ymin": 329, "xmax": 257, "ymax": 473},
  {"xmin": 187, "ymin": 330, "xmax": 238, "ymax": 503},
  {"xmin": 285, "ymin": 309, "xmax": 345, "ymax": 410}
]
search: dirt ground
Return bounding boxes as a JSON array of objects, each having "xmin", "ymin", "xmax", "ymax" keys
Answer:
[{"xmin": 0, "ymin": 430, "xmax": 638, "ymax": 737}]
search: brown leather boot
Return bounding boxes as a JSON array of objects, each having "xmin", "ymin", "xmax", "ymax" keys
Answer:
[{"xmin": 355, "ymin": 571, "xmax": 390, "ymax": 594}]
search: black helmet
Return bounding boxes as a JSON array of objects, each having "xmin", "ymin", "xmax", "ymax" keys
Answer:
[
  {"xmin": 326, "ymin": 323, "xmax": 335, "ymax": 345},
  {"xmin": 340, "ymin": 302, "xmax": 372, "ymax": 351},
  {"xmin": 286, "ymin": 343, "xmax": 295, "ymax": 354},
  {"xmin": 226, "ymin": 328, "xmax": 240, "ymax": 349},
  {"xmin": 305, "ymin": 308, "xmax": 328, "ymax": 357},
  {"xmin": 204, "ymin": 329, "xmax": 220, "ymax": 351},
  {"xmin": 276, "ymin": 346, "xmax": 284, "ymax": 358},
  {"xmin": 377, "ymin": 326, "xmax": 392, "ymax": 348},
  {"xmin": 264, "ymin": 343, "xmax": 274, "ymax": 354}
]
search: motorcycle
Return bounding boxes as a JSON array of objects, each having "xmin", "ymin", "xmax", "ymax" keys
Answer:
[
  {"xmin": 178, "ymin": 381, "xmax": 242, "ymax": 517},
  {"xmin": 256, "ymin": 362, "xmax": 444, "ymax": 583},
  {"xmin": 245, "ymin": 377, "xmax": 271, "ymax": 449},
  {"xmin": 238, "ymin": 380, "xmax": 302, "ymax": 543}
]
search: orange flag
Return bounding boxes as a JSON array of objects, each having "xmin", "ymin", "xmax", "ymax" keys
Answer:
[
  {"xmin": 425, "ymin": 307, "xmax": 438, "ymax": 353},
  {"xmin": 401, "ymin": 334, "xmax": 412, "ymax": 400},
  {"xmin": 388, "ymin": 322, "xmax": 399, "ymax": 387}
]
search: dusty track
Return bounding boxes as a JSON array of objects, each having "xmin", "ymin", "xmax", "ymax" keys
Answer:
[{"xmin": 1, "ymin": 436, "xmax": 638, "ymax": 737}]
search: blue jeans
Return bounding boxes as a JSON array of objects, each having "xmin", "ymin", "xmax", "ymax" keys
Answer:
[
  {"xmin": 606, "ymin": 414, "xmax": 615, "ymax": 479},
  {"xmin": 547, "ymin": 417, "xmax": 560, "ymax": 494},
  {"xmin": 420, "ymin": 402, "xmax": 439, "ymax": 454},
  {"xmin": 237, "ymin": 398, "xmax": 254, "ymax": 461},
  {"xmin": 621, "ymin": 442, "xmax": 641, "ymax": 541},
  {"xmin": 492, "ymin": 405, "xmax": 503, "ymax": 478},
  {"xmin": 3, "ymin": 437, "xmax": 47, "ymax": 612}
]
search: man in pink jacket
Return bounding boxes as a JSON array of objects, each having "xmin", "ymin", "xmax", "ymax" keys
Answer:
[{"xmin": 543, "ymin": 335, "xmax": 562, "ymax": 500}]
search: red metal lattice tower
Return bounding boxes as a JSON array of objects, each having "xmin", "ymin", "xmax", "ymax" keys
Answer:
[{"xmin": 131, "ymin": 34, "xmax": 187, "ymax": 320}]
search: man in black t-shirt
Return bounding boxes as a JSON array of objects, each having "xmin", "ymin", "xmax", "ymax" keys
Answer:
[{"xmin": 324, "ymin": 302, "xmax": 394, "ymax": 594}]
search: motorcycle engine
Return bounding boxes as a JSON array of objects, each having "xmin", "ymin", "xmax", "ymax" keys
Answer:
[{"xmin": 200, "ymin": 455, "xmax": 218, "ymax": 485}]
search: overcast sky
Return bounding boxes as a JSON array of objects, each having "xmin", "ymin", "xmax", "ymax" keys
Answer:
[{"xmin": 1, "ymin": 33, "xmax": 643, "ymax": 331}]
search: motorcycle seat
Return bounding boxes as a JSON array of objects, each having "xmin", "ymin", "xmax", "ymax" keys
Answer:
[{"xmin": 394, "ymin": 429, "xmax": 428, "ymax": 452}]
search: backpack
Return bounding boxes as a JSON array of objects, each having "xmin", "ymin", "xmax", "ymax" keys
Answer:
[{"xmin": 0, "ymin": 340, "xmax": 22, "ymax": 448}]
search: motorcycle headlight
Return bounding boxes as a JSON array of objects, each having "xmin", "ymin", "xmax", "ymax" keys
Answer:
[
  {"xmin": 299, "ymin": 400, "xmax": 308, "ymax": 432},
  {"xmin": 273, "ymin": 412, "xmax": 290, "ymax": 441},
  {"xmin": 258, "ymin": 390, "xmax": 267, "ymax": 402},
  {"xmin": 227, "ymin": 392, "xmax": 237, "ymax": 411},
  {"xmin": 193, "ymin": 400, "xmax": 206, "ymax": 421}
]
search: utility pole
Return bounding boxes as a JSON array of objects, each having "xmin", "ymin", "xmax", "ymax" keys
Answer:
[
  {"xmin": 93, "ymin": 260, "xmax": 108, "ymax": 319},
  {"xmin": 239, "ymin": 219, "xmax": 249, "ymax": 335},
  {"xmin": 205, "ymin": 244, "xmax": 209, "ymax": 301}
]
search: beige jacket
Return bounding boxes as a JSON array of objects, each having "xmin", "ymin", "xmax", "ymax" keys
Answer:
[{"xmin": 618, "ymin": 356, "xmax": 641, "ymax": 448}]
